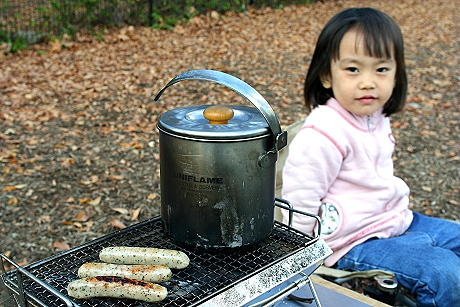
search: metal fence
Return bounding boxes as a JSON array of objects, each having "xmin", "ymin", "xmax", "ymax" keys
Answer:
[{"xmin": 0, "ymin": 0, "xmax": 315, "ymax": 43}]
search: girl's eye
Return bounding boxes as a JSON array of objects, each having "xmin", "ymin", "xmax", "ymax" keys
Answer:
[
  {"xmin": 347, "ymin": 67, "xmax": 359, "ymax": 73},
  {"xmin": 377, "ymin": 67, "xmax": 389, "ymax": 73}
]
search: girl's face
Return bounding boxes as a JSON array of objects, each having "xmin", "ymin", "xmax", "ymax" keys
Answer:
[{"xmin": 321, "ymin": 29, "xmax": 397, "ymax": 116}]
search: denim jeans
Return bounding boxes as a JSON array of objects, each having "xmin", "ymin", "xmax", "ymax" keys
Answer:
[{"xmin": 336, "ymin": 212, "xmax": 460, "ymax": 307}]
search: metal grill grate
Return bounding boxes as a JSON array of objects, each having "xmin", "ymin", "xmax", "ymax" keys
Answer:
[{"xmin": 2, "ymin": 217, "xmax": 321, "ymax": 307}]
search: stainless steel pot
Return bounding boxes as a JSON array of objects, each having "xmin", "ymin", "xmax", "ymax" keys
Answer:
[{"xmin": 155, "ymin": 70, "xmax": 287, "ymax": 249}]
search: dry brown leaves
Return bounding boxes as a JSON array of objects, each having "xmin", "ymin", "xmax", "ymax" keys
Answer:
[{"xmin": 0, "ymin": 0, "xmax": 459, "ymax": 265}]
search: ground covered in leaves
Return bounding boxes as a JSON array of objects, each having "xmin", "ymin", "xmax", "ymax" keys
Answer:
[{"xmin": 1, "ymin": 0, "xmax": 459, "ymax": 275}]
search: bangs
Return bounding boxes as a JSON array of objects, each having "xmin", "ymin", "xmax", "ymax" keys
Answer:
[
  {"xmin": 355, "ymin": 23, "xmax": 395, "ymax": 59},
  {"xmin": 329, "ymin": 8, "xmax": 403, "ymax": 61}
]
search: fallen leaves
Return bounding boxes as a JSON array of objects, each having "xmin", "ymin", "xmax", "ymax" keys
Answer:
[
  {"xmin": 3, "ymin": 184, "xmax": 27, "ymax": 206},
  {"xmin": 420, "ymin": 130, "xmax": 438, "ymax": 137},
  {"xmin": 80, "ymin": 175, "xmax": 99, "ymax": 186},
  {"xmin": 117, "ymin": 27, "xmax": 134, "ymax": 41},
  {"xmin": 53, "ymin": 241, "xmax": 70, "ymax": 251},
  {"xmin": 131, "ymin": 207, "xmax": 141, "ymax": 221},
  {"xmin": 2, "ymin": 184, "xmax": 27, "ymax": 192},
  {"xmin": 75, "ymin": 211, "xmax": 91, "ymax": 222},
  {"xmin": 432, "ymin": 79, "xmax": 452, "ymax": 87},
  {"xmin": 111, "ymin": 218, "xmax": 126, "ymax": 229},
  {"xmin": 62, "ymin": 219, "xmax": 95, "ymax": 231},
  {"xmin": 0, "ymin": 0, "xmax": 458, "ymax": 266},
  {"xmin": 112, "ymin": 207, "xmax": 142, "ymax": 221},
  {"xmin": 147, "ymin": 192, "xmax": 158, "ymax": 200},
  {"xmin": 7, "ymin": 197, "xmax": 19, "ymax": 206},
  {"xmin": 78, "ymin": 196, "xmax": 102, "ymax": 206},
  {"xmin": 1, "ymin": 251, "xmax": 28, "ymax": 272},
  {"xmin": 89, "ymin": 196, "xmax": 102, "ymax": 206},
  {"xmin": 424, "ymin": 208, "xmax": 434, "ymax": 216},
  {"xmin": 50, "ymin": 39, "xmax": 63, "ymax": 53},
  {"xmin": 60, "ymin": 157, "xmax": 76, "ymax": 168},
  {"xmin": 112, "ymin": 207, "xmax": 128, "ymax": 215}
]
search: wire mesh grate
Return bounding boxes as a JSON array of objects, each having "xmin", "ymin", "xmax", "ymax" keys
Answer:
[{"xmin": 2, "ymin": 217, "xmax": 317, "ymax": 307}]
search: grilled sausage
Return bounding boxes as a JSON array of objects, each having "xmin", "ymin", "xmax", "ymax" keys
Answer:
[
  {"xmin": 77, "ymin": 263, "xmax": 172, "ymax": 283},
  {"xmin": 67, "ymin": 276, "xmax": 168, "ymax": 302},
  {"xmin": 99, "ymin": 246, "xmax": 190, "ymax": 269}
]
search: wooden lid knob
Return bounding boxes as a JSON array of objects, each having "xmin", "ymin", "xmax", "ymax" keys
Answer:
[{"xmin": 203, "ymin": 105, "xmax": 234, "ymax": 125}]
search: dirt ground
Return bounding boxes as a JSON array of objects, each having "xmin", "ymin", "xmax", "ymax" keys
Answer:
[{"xmin": 0, "ymin": 0, "xmax": 459, "ymax": 302}]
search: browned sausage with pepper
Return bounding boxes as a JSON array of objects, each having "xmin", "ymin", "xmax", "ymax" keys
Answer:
[
  {"xmin": 99, "ymin": 246, "xmax": 190, "ymax": 269},
  {"xmin": 77, "ymin": 263, "xmax": 172, "ymax": 283},
  {"xmin": 67, "ymin": 276, "xmax": 168, "ymax": 302}
]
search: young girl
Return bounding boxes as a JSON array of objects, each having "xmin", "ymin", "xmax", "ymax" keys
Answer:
[{"xmin": 281, "ymin": 7, "xmax": 460, "ymax": 307}]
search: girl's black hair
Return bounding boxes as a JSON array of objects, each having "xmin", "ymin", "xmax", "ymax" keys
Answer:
[{"xmin": 304, "ymin": 7, "xmax": 407, "ymax": 116}]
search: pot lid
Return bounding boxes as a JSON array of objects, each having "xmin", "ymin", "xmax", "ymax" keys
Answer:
[{"xmin": 158, "ymin": 104, "xmax": 271, "ymax": 140}]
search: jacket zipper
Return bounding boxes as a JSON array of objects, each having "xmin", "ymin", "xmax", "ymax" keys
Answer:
[
  {"xmin": 367, "ymin": 114, "xmax": 381, "ymax": 172},
  {"xmin": 367, "ymin": 115, "xmax": 374, "ymax": 132}
]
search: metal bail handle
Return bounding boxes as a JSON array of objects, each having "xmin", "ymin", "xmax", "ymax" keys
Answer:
[{"xmin": 154, "ymin": 69, "xmax": 287, "ymax": 163}]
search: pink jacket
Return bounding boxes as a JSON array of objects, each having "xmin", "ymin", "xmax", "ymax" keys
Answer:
[{"xmin": 281, "ymin": 98, "xmax": 413, "ymax": 266}]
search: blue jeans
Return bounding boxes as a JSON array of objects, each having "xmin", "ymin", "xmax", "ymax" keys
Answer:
[{"xmin": 336, "ymin": 212, "xmax": 460, "ymax": 307}]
